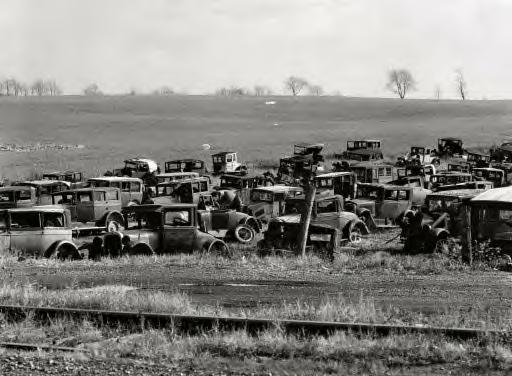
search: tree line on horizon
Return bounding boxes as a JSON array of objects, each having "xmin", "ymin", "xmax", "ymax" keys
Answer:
[{"xmin": 0, "ymin": 70, "xmax": 469, "ymax": 100}]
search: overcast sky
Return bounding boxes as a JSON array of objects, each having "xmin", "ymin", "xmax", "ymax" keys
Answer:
[{"xmin": 1, "ymin": 0, "xmax": 510, "ymax": 98}]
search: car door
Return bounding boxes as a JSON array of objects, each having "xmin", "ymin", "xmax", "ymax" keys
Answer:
[
  {"xmin": 76, "ymin": 191, "xmax": 94, "ymax": 223},
  {"xmin": 9, "ymin": 211, "xmax": 43, "ymax": 256},
  {"xmin": 93, "ymin": 190, "xmax": 108, "ymax": 221},
  {"xmin": 314, "ymin": 198, "xmax": 340, "ymax": 228},
  {"xmin": 41, "ymin": 211, "xmax": 72, "ymax": 252},
  {"xmin": 379, "ymin": 189, "xmax": 401, "ymax": 220},
  {"xmin": 162, "ymin": 208, "xmax": 196, "ymax": 253}
]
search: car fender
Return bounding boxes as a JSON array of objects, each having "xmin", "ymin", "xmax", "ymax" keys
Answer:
[
  {"xmin": 430, "ymin": 227, "xmax": 449, "ymax": 240},
  {"xmin": 347, "ymin": 219, "xmax": 370, "ymax": 236},
  {"xmin": 44, "ymin": 240, "xmax": 79, "ymax": 258},
  {"xmin": 239, "ymin": 215, "xmax": 262, "ymax": 233},
  {"xmin": 97, "ymin": 211, "xmax": 124, "ymax": 227}
]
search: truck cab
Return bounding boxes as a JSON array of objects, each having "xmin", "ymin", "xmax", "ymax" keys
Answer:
[
  {"xmin": 0, "ymin": 186, "xmax": 37, "ymax": 209},
  {"xmin": 212, "ymin": 152, "xmax": 246, "ymax": 175}
]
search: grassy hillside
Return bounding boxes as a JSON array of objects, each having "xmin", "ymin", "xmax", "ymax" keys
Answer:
[{"xmin": 1, "ymin": 95, "xmax": 511, "ymax": 179}]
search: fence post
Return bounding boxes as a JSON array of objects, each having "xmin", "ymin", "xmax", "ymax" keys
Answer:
[{"xmin": 298, "ymin": 180, "xmax": 316, "ymax": 257}]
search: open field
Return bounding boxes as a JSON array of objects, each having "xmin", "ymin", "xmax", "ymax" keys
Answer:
[{"xmin": 1, "ymin": 95, "xmax": 512, "ymax": 179}]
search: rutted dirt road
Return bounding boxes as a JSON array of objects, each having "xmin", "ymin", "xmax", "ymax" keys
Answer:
[{"xmin": 4, "ymin": 258, "xmax": 512, "ymax": 317}]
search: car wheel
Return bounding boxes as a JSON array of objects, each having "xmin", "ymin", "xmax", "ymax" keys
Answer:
[
  {"xmin": 433, "ymin": 159, "xmax": 440, "ymax": 167},
  {"xmin": 205, "ymin": 241, "xmax": 232, "ymax": 258},
  {"xmin": 349, "ymin": 227, "xmax": 362, "ymax": 244},
  {"xmin": 234, "ymin": 224, "xmax": 255, "ymax": 243},
  {"xmin": 49, "ymin": 243, "xmax": 81, "ymax": 261},
  {"xmin": 106, "ymin": 220, "xmax": 121, "ymax": 233},
  {"xmin": 130, "ymin": 243, "xmax": 155, "ymax": 256}
]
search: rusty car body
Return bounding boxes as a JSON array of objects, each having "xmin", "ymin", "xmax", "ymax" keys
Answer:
[
  {"xmin": 0, "ymin": 186, "xmax": 37, "ymax": 209},
  {"xmin": 87, "ymin": 177, "xmax": 144, "ymax": 207}
]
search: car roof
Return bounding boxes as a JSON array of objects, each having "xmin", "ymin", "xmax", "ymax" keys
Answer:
[
  {"xmin": 294, "ymin": 142, "xmax": 324, "ymax": 148},
  {"xmin": 221, "ymin": 174, "xmax": 261, "ymax": 180},
  {"xmin": 440, "ymin": 137, "xmax": 462, "ymax": 141},
  {"xmin": 348, "ymin": 139, "xmax": 381, "ymax": 143},
  {"xmin": 428, "ymin": 189, "xmax": 483, "ymax": 199},
  {"xmin": 471, "ymin": 186, "xmax": 512, "ymax": 204},
  {"xmin": 434, "ymin": 172, "xmax": 472, "ymax": 177},
  {"xmin": 351, "ymin": 161, "xmax": 394, "ymax": 167},
  {"xmin": 212, "ymin": 151, "xmax": 235, "ymax": 156},
  {"xmin": 252, "ymin": 185, "xmax": 302, "ymax": 193},
  {"xmin": 52, "ymin": 187, "xmax": 120, "ymax": 194},
  {"xmin": 287, "ymin": 194, "xmax": 342, "ymax": 202},
  {"xmin": 345, "ymin": 149, "xmax": 382, "ymax": 156},
  {"xmin": 473, "ymin": 167, "xmax": 503, "ymax": 172},
  {"xmin": 0, "ymin": 186, "xmax": 34, "ymax": 192},
  {"xmin": 18, "ymin": 180, "xmax": 71, "ymax": 186},
  {"xmin": 6, "ymin": 206, "xmax": 66, "ymax": 213},
  {"xmin": 43, "ymin": 170, "xmax": 81, "ymax": 175},
  {"xmin": 88, "ymin": 177, "xmax": 143, "ymax": 183},
  {"xmin": 157, "ymin": 172, "xmax": 200, "ymax": 177},
  {"xmin": 166, "ymin": 159, "xmax": 204, "ymax": 163},
  {"xmin": 316, "ymin": 171, "xmax": 354, "ymax": 178},
  {"xmin": 358, "ymin": 182, "xmax": 413, "ymax": 190},
  {"xmin": 122, "ymin": 203, "xmax": 196, "ymax": 213},
  {"xmin": 157, "ymin": 176, "xmax": 209, "ymax": 186}
]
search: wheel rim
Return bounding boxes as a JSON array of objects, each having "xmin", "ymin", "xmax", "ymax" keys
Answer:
[
  {"xmin": 237, "ymin": 227, "xmax": 253, "ymax": 241},
  {"xmin": 107, "ymin": 221, "xmax": 119, "ymax": 232},
  {"xmin": 349, "ymin": 230, "xmax": 362, "ymax": 244}
]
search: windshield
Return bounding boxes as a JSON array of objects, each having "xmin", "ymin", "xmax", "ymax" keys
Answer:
[
  {"xmin": 317, "ymin": 177, "xmax": 333, "ymax": 188},
  {"xmin": 284, "ymin": 200, "xmax": 305, "ymax": 215},
  {"xmin": 157, "ymin": 183, "xmax": 179, "ymax": 196},
  {"xmin": 427, "ymin": 197, "xmax": 460, "ymax": 213},
  {"xmin": 357, "ymin": 186, "xmax": 380, "ymax": 200},
  {"xmin": 53, "ymin": 192, "xmax": 75, "ymax": 204},
  {"xmin": 251, "ymin": 190, "xmax": 273, "ymax": 202},
  {"xmin": 0, "ymin": 191, "xmax": 14, "ymax": 202},
  {"xmin": 127, "ymin": 211, "xmax": 162, "ymax": 230},
  {"xmin": 220, "ymin": 177, "xmax": 239, "ymax": 188}
]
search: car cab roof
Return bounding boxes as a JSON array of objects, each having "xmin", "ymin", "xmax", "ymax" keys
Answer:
[
  {"xmin": 471, "ymin": 186, "xmax": 512, "ymax": 204},
  {"xmin": 89, "ymin": 177, "xmax": 143, "ymax": 183},
  {"xmin": 52, "ymin": 187, "xmax": 120, "ymax": 194}
]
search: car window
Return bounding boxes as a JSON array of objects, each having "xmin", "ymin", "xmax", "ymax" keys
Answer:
[
  {"xmin": 164, "ymin": 210, "xmax": 191, "ymax": 226},
  {"xmin": 106, "ymin": 190, "xmax": 119, "ymax": 200},
  {"xmin": 398, "ymin": 190, "xmax": 409, "ymax": 200},
  {"xmin": 384, "ymin": 190, "xmax": 398, "ymax": 200},
  {"xmin": 93, "ymin": 191, "xmax": 106, "ymax": 201},
  {"xmin": 226, "ymin": 155, "xmax": 233, "ymax": 162},
  {"xmin": 0, "ymin": 213, "xmax": 6, "ymax": 231},
  {"xmin": 500, "ymin": 210, "xmax": 512, "ymax": 221},
  {"xmin": 191, "ymin": 182, "xmax": 200, "ymax": 193},
  {"xmin": 42, "ymin": 212, "xmax": 64, "ymax": 227},
  {"xmin": 130, "ymin": 182, "xmax": 141, "ymax": 193},
  {"xmin": 77, "ymin": 192, "xmax": 92, "ymax": 202},
  {"xmin": 10, "ymin": 212, "xmax": 41, "ymax": 228},
  {"xmin": 317, "ymin": 200, "xmax": 337, "ymax": 214},
  {"xmin": 0, "ymin": 192, "xmax": 13, "ymax": 202},
  {"xmin": 200, "ymin": 181, "xmax": 208, "ymax": 192},
  {"xmin": 53, "ymin": 193, "xmax": 73, "ymax": 204},
  {"xmin": 121, "ymin": 182, "xmax": 130, "ymax": 192}
]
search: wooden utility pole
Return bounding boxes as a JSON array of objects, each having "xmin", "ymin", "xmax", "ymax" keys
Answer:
[
  {"xmin": 464, "ymin": 205, "xmax": 473, "ymax": 266},
  {"xmin": 298, "ymin": 175, "xmax": 316, "ymax": 257}
]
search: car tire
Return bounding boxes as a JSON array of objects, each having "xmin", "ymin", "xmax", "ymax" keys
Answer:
[
  {"xmin": 234, "ymin": 224, "xmax": 255, "ymax": 243},
  {"xmin": 130, "ymin": 243, "xmax": 155, "ymax": 256},
  {"xmin": 106, "ymin": 220, "xmax": 122, "ymax": 233},
  {"xmin": 48, "ymin": 243, "xmax": 81, "ymax": 261},
  {"xmin": 349, "ymin": 227, "xmax": 362, "ymax": 244},
  {"xmin": 205, "ymin": 241, "xmax": 232, "ymax": 258}
]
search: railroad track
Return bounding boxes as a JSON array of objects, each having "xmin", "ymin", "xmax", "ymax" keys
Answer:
[
  {"xmin": 0, "ymin": 304, "xmax": 508, "ymax": 341},
  {"xmin": 0, "ymin": 342, "xmax": 85, "ymax": 353}
]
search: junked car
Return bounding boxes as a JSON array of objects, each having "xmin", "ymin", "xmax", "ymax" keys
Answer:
[
  {"xmin": 212, "ymin": 152, "xmax": 247, "ymax": 175},
  {"xmin": 42, "ymin": 170, "xmax": 85, "ymax": 188},
  {"xmin": 0, "ymin": 207, "xmax": 80, "ymax": 259},
  {"xmin": 430, "ymin": 173, "xmax": 473, "ymax": 191},
  {"xmin": 472, "ymin": 167, "xmax": 509, "ymax": 188},
  {"xmin": 349, "ymin": 162, "xmax": 396, "ymax": 184},
  {"xmin": 315, "ymin": 171, "xmax": 356, "ymax": 199},
  {"xmin": 197, "ymin": 208, "xmax": 262, "ymax": 243},
  {"xmin": 0, "ymin": 186, "xmax": 37, "ymax": 209},
  {"xmin": 153, "ymin": 177, "xmax": 211, "ymax": 205},
  {"xmin": 155, "ymin": 172, "xmax": 200, "ymax": 184},
  {"xmin": 465, "ymin": 150, "xmax": 491, "ymax": 168},
  {"xmin": 51, "ymin": 188, "xmax": 125, "ymax": 233},
  {"xmin": 88, "ymin": 177, "xmax": 144, "ymax": 207},
  {"xmin": 217, "ymin": 174, "xmax": 272, "ymax": 204},
  {"xmin": 397, "ymin": 146, "xmax": 440, "ymax": 167},
  {"xmin": 245, "ymin": 185, "xmax": 303, "ymax": 223},
  {"xmin": 437, "ymin": 137, "xmax": 464, "ymax": 157},
  {"xmin": 99, "ymin": 204, "xmax": 230, "ymax": 256},
  {"xmin": 259, "ymin": 194, "xmax": 369, "ymax": 256},
  {"xmin": 401, "ymin": 189, "xmax": 481, "ymax": 252},
  {"xmin": 164, "ymin": 159, "xmax": 208, "ymax": 175},
  {"xmin": 13, "ymin": 180, "xmax": 70, "ymax": 205},
  {"xmin": 347, "ymin": 183, "xmax": 431, "ymax": 228}
]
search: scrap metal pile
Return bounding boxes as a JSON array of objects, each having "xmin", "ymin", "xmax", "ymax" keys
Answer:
[{"xmin": 2, "ymin": 138, "xmax": 512, "ymax": 261}]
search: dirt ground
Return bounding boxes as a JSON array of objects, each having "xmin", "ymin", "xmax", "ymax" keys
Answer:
[{"xmin": 4, "ymin": 255, "xmax": 512, "ymax": 318}]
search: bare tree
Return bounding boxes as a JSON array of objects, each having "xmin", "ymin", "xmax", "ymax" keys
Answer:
[
  {"xmin": 83, "ymin": 83, "xmax": 103, "ymax": 96},
  {"xmin": 455, "ymin": 69, "xmax": 467, "ymax": 100},
  {"xmin": 386, "ymin": 69, "xmax": 416, "ymax": 99},
  {"xmin": 308, "ymin": 84, "xmax": 324, "ymax": 96},
  {"xmin": 46, "ymin": 79, "xmax": 61, "ymax": 96},
  {"xmin": 31, "ymin": 79, "xmax": 46, "ymax": 96},
  {"xmin": 434, "ymin": 85, "xmax": 441, "ymax": 101},
  {"xmin": 153, "ymin": 86, "xmax": 174, "ymax": 95},
  {"xmin": 215, "ymin": 86, "xmax": 247, "ymax": 96},
  {"xmin": 284, "ymin": 76, "xmax": 308, "ymax": 96},
  {"xmin": 253, "ymin": 85, "xmax": 271, "ymax": 96}
]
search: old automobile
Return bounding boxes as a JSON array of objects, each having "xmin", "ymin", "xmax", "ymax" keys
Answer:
[
  {"xmin": 315, "ymin": 171, "xmax": 356, "ymax": 198},
  {"xmin": 197, "ymin": 208, "xmax": 262, "ymax": 243},
  {"xmin": 434, "ymin": 180, "xmax": 493, "ymax": 193},
  {"xmin": 109, "ymin": 157, "xmax": 159, "ymax": 187},
  {"xmin": 335, "ymin": 139, "xmax": 383, "ymax": 161},
  {"xmin": 397, "ymin": 146, "xmax": 440, "ymax": 167},
  {"xmin": 0, "ymin": 207, "xmax": 80, "ymax": 259},
  {"xmin": 155, "ymin": 172, "xmax": 200, "ymax": 184},
  {"xmin": 446, "ymin": 162, "xmax": 471, "ymax": 173},
  {"xmin": 164, "ymin": 159, "xmax": 208, "ymax": 175},
  {"xmin": 245, "ymin": 185, "xmax": 303, "ymax": 223},
  {"xmin": 490, "ymin": 141, "xmax": 512, "ymax": 163},
  {"xmin": 87, "ymin": 177, "xmax": 144, "ymax": 207},
  {"xmin": 13, "ymin": 180, "xmax": 70, "ymax": 205},
  {"xmin": 470, "ymin": 187, "xmax": 512, "ymax": 252},
  {"xmin": 217, "ymin": 174, "xmax": 272, "ymax": 204},
  {"xmin": 259, "ymin": 194, "xmax": 369, "ymax": 256},
  {"xmin": 349, "ymin": 162, "xmax": 396, "ymax": 184},
  {"xmin": 472, "ymin": 167, "xmax": 509, "ymax": 188},
  {"xmin": 465, "ymin": 150, "xmax": 491, "ymax": 168},
  {"xmin": 212, "ymin": 151, "xmax": 247, "ymax": 175},
  {"xmin": 437, "ymin": 137, "xmax": 464, "ymax": 157},
  {"xmin": 401, "ymin": 189, "xmax": 481, "ymax": 252},
  {"xmin": 153, "ymin": 176, "xmax": 211, "ymax": 205},
  {"xmin": 430, "ymin": 173, "xmax": 473, "ymax": 191},
  {"xmin": 0, "ymin": 186, "xmax": 37, "ymax": 209},
  {"xmin": 347, "ymin": 183, "xmax": 431, "ymax": 228},
  {"xmin": 277, "ymin": 143, "xmax": 325, "ymax": 184},
  {"xmin": 51, "ymin": 188, "xmax": 125, "ymax": 233},
  {"xmin": 99, "ymin": 204, "xmax": 230, "ymax": 256},
  {"xmin": 42, "ymin": 170, "xmax": 85, "ymax": 188}
]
